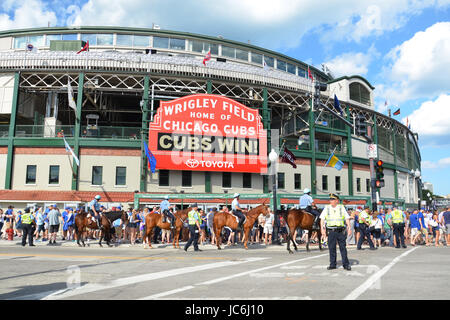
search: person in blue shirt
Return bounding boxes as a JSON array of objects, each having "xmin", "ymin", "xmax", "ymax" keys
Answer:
[
  {"xmin": 231, "ymin": 193, "xmax": 246, "ymax": 232},
  {"xmin": 160, "ymin": 195, "xmax": 175, "ymax": 229},
  {"xmin": 88, "ymin": 195, "xmax": 102, "ymax": 227},
  {"xmin": 409, "ymin": 210, "xmax": 421, "ymax": 246},
  {"xmin": 299, "ymin": 188, "xmax": 320, "ymax": 230}
]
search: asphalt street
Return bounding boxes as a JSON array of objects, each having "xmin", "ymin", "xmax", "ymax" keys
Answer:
[{"xmin": 0, "ymin": 239, "xmax": 449, "ymax": 300}]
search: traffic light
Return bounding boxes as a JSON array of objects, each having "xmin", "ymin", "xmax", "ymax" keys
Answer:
[
  {"xmin": 355, "ymin": 114, "xmax": 367, "ymax": 136},
  {"xmin": 314, "ymin": 82, "xmax": 328, "ymax": 109},
  {"xmin": 375, "ymin": 160, "xmax": 385, "ymax": 188}
]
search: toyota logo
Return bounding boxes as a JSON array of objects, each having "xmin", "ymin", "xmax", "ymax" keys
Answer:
[{"xmin": 185, "ymin": 159, "xmax": 200, "ymax": 168}]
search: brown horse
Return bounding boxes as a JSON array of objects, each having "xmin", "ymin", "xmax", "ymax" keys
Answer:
[
  {"xmin": 74, "ymin": 209, "xmax": 97, "ymax": 247},
  {"xmin": 213, "ymin": 204, "xmax": 269, "ymax": 250},
  {"xmin": 98, "ymin": 211, "xmax": 128, "ymax": 247},
  {"xmin": 283, "ymin": 208, "xmax": 323, "ymax": 254},
  {"xmin": 143, "ymin": 208, "xmax": 189, "ymax": 249}
]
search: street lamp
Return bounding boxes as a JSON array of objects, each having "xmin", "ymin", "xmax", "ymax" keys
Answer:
[{"xmin": 269, "ymin": 149, "xmax": 281, "ymax": 245}]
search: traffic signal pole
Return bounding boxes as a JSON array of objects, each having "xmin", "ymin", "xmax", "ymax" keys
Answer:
[{"xmin": 367, "ymin": 125, "xmax": 378, "ymax": 211}]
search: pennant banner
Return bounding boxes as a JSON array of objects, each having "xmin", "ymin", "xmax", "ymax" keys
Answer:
[
  {"xmin": 281, "ymin": 147, "xmax": 297, "ymax": 168},
  {"xmin": 63, "ymin": 136, "xmax": 80, "ymax": 167},
  {"xmin": 143, "ymin": 140, "xmax": 157, "ymax": 173},
  {"xmin": 67, "ymin": 80, "xmax": 77, "ymax": 112}
]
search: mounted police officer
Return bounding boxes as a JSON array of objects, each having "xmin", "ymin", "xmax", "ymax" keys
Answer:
[
  {"xmin": 392, "ymin": 206, "xmax": 407, "ymax": 248},
  {"xmin": 21, "ymin": 207, "xmax": 36, "ymax": 247},
  {"xmin": 88, "ymin": 195, "xmax": 102, "ymax": 228},
  {"xmin": 184, "ymin": 203, "xmax": 202, "ymax": 252},
  {"xmin": 299, "ymin": 188, "xmax": 320, "ymax": 230},
  {"xmin": 231, "ymin": 193, "xmax": 246, "ymax": 232},
  {"xmin": 160, "ymin": 195, "xmax": 175, "ymax": 229},
  {"xmin": 320, "ymin": 194, "xmax": 351, "ymax": 270},
  {"xmin": 357, "ymin": 206, "xmax": 377, "ymax": 250}
]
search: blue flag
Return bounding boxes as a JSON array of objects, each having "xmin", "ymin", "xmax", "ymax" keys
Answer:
[
  {"xmin": 143, "ymin": 140, "xmax": 156, "ymax": 173},
  {"xmin": 325, "ymin": 152, "xmax": 344, "ymax": 171},
  {"xmin": 334, "ymin": 94, "xmax": 343, "ymax": 116}
]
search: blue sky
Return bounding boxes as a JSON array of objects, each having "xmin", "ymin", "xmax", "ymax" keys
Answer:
[{"xmin": 1, "ymin": 0, "xmax": 449, "ymax": 196}]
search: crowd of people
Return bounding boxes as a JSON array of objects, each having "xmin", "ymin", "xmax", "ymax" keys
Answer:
[{"xmin": 0, "ymin": 203, "xmax": 449, "ymax": 249}]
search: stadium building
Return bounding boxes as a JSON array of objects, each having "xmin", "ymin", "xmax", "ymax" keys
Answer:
[{"xmin": 0, "ymin": 26, "xmax": 422, "ymax": 211}]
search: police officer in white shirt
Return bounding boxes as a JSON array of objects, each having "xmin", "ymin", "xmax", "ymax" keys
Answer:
[
  {"xmin": 231, "ymin": 193, "xmax": 245, "ymax": 231},
  {"xmin": 299, "ymin": 188, "xmax": 320, "ymax": 230},
  {"xmin": 320, "ymin": 193, "xmax": 351, "ymax": 271}
]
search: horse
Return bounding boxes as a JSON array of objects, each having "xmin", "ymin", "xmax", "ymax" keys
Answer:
[
  {"xmin": 74, "ymin": 209, "xmax": 97, "ymax": 247},
  {"xmin": 143, "ymin": 208, "xmax": 190, "ymax": 249},
  {"xmin": 282, "ymin": 208, "xmax": 323, "ymax": 254},
  {"xmin": 97, "ymin": 210, "xmax": 128, "ymax": 247},
  {"xmin": 213, "ymin": 204, "xmax": 269, "ymax": 250}
]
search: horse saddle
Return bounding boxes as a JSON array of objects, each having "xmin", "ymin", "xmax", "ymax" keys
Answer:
[{"xmin": 230, "ymin": 212, "xmax": 246, "ymax": 225}]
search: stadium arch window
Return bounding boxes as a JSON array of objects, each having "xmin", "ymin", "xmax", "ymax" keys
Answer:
[
  {"xmin": 349, "ymin": 82, "xmax": 371, "ymax": 106},
  {"xmin": 191, "ymin": 40, "xmax": 218, "ymax": 54},
  {"xmin": 133, "ymin": 35, "xmax": 150, "ymax": 47},
  {"xmin": 116, "ymin": 34, "xmax": 133, "ymax": 47},
  {"xmin": 46, "ymin": 34, "xmax": 62, "ymax": 46},
  {"xmin": 287, "ymin": 63, "xmax": 296, "ymax": 75},
  {"xmin": 251, "ymin": 52, "xmax": 263, "ymax": 65},
  {"xmin": 235, "ymin": 48, "xmax": 248, "ymax": 61},
  {"xmin": 169, "ymin": 38, "xmax": 186, "ymax": 50},
  {"xmin": 277, "ymin": 60, "xmax": 287, "ymax": 72},
  {"xmin": 96, "ymin": 34, "xmax": 113, "ymax": 46},
  {"xmin": 153, "ymin": 36, "xmax": 169, "ymax": 49},
  {"xmin": 263, "ymin": 56, "xmax": 274, "ymax": 68},
  {"xmin": 28, "ymin": 35, "xmax": 45, "ymax": 47},
  {"xmin": 222, "ymin": 45, "xmax": 235, "ymax": 58},
  {"xmin": 81, "ymin": 33, "xmax": 97, "ymax": 45},
  {"xmin": 14, "ymin": 36, "xmax": 28, "ymax": 49},
  {"xmin": 62, "ymin": 34, "xmax": 78, "ymax": 41}
]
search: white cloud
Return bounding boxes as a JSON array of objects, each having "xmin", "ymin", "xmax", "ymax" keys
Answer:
[
  {"xmin": 383, "ymin": 22, "xmax": 450, "ymax": 104},
  {"xmin": 0, "ymin": 0, "xmax": 57, "ymax": 30},
  {"xmin": 422, "ymin": 157, "xmax": 450, "ymax": 169},
  {"xmin": 323, "ymin": 45, "xmax": 379, "ymax": 78}
]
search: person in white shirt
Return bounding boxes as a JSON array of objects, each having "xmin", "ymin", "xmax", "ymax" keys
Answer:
[
  {"xmin": 263, "ymin": 209, "xmax": 274, "ymax": 245},
  {"xmin": 231, "ymin": 193, "xmax": 245, "ymax": 231},
  {"xmin": 299, "ymin": 188, "xmax": 320, "ymax": 230}
]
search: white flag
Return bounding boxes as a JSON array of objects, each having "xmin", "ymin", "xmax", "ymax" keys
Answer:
[
  {"xmin": 67, "ymin": 80, "xmax": 77, "ymax": 112},
  {"xmin": 63, "ymin": 136, "xmax": 80, "ymax": 167}
]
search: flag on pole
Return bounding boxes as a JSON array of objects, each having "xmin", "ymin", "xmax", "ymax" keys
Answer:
[
  {"xmin": 393, "ymin": 108, "xmax": 400, "ymax": 116},
  {"xmin": 63, "ymin": 136, "xmax": 80, "ymax": 167},
  {"xmin": 281, "ymin": 147, "xmax": 297, "ymax": 168},
  {"xmin": 263, "ymin": 58, "xmax": 269, "ymax": 71},
  {"xmin": 77, "ymin": 40, "xmax": 89, "ymax": 54},
  {"xmin": 202, "ymin": 49, "xmax": 211, "ymax": 65},
  {"xmin": 406, "ymin": 117, "xmax": 411, "ymax": 129},
  {"xmin": 143, "ymin": 140, "xmax": 157, "ymax": 173},
  {"xmin": 325, "ymin": 152, "xmax": 344, "ymax": 171},
  {"xmin": 334, "ymin": 94, "xmax": 344, "ymax": 116},
  {"xmin": 26, "ymin": 43, "xmax": 38, "ymax": 53},
  {"xmin": 67, "ymin": 80, "xmax": 77, "ymax": 112},
  {"xmin": 308, "ymin": 66, "xmax": 314, "ymax": 81}
]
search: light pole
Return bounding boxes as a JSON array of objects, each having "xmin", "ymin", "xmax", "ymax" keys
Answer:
[{"xmin": 269, "ymin": 149, "xmax": 281, "ymax": 245}]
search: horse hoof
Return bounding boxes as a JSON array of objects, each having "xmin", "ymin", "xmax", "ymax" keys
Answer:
[{"xmin": 288, "ymin": 250, "xmax": 294, "ymax": 254}]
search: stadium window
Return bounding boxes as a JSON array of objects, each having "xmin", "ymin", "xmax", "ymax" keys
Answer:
[
  {"xmin": 116, "ymin": 34, "xmax": 133, "ymax": 46},
  {"xmin": 62, "ymin": 34, "xmax": 77, "ymax": 41},
  {"xmin": 159, "ymin": 170, "xmax": 169, "ymax": 186},
  {"xmin": 278, "ymin": 172, "xmax": 285, "ymax": 189},
  {"xmin": 96, "ymin": 34, "xmax": 113, "ymax": 46},
  {"xmin": 222, "ymin": 172, "xmax": 232, "ymax": 188},
  {"xmin": 263, "ymin": 56, "xmax": 274, "ymax": 68},
  {"xmin": 221, "ymin": 45, "xmax": 235, "ymax": 58},
  {"xmin": 115, "ymin": 167, "xmax": 126, "ymax": 186},
  {"xmin": 153, "ymin": 36, "xmax": 169, "ymax": 49},
  {"xmin": 277, "ymin": 60, "xmax": 287, "ymax": 72},
  {"xmin": 169, "ymin": 38, "xmax": 186, "ymax": 50},
  {"xmin": 14, "ymin": 36, "xmax": 28, "ymax": 49},
  {"xmin": 26, "ymin": 165, "xmax": 36, "ymax": 184},
  {"xmin": 28, "ymin": 35, "xmax": 45, "ymax": 47},
  {"xmin": 251, "ymin": 52, "xmax": 263, "ymax": 65},
  {"xmin": 208, "ymin": 43, "xmax": 218, "ymax": 55},
  {"xmin": 243, "ymin": 173, "xmax": 252, "ymax": 189},
  {"xmin": 349, "ymin": 82, "xmax": 371, "ymax": 106},
  {"xmin": 80, "ymin": 33, "xmax": 96, "ymax": 45},
  {"xmin": 133, "ymin": 35, "xmax": 149, "ymax": 47},
  {"xmin": 322, "ymin": 175, "xmax": 328, "ymax": 191},
  {"xmin": 191, "ymin": 40, "xmax": 203, "ymax": 52},
  {"xmin": 182, "ymin": 171, "xmax": 192, "ymax": 187},
  {"xmin": 49, "ymin": 165, "xmax": 60, "ymax": 185},
  {"xmin": 335, "ymin": 176, "xmax": 341, "ymax": 192},
  {"xmin": 356, "ymin": 178, "xmax": 361, "ymax": 192},
  {"xmin": 235, "ymin": 48, "xmax": 248, "ymax": 61},
  {"xmin": 91, "ymin": 166, "xmax": 103, "ymax": 186},
  {"xmin": 366, "ymin": 179, "xmax": 370, "ymax": 193},
  {"xmin": 46, "ymin": 34, "xmax": 62, "ymax": 46},
  {"xmin": 287, "ymin": 63, "xmax": 296, "ymax": 74},
  {"xmin": 298, "ymin": 67, "xmax": 306, "ymax": 78},
  {"xmin": 294, "ymin": 174, "xmax": 302, "ymax": 190}
]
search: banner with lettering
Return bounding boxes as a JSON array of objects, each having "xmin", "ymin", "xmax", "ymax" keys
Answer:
[{"xmin": 149, "ymin": 94, "xmax": 268, "ymax": 173}]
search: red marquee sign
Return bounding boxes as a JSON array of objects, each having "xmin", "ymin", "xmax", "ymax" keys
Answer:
[{"xmin": 149, "ymin": 94, "xmax": 268, "ymax": 173}]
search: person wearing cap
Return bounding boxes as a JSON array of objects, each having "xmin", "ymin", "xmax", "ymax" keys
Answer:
[
  {"xmin": 392, "ymin": 206, "xmax": 407, "ymax": 248},
  {"xmin": 88, "ymin": 195, "xmax": 102, "ymax": 228},
  {"xmin": 160, "ymin": 195, "xmax": 175, "ymax": 229},
  {"xmin": 184, "ymin": 203, "xmax": 202, "ymax": 252},
  {"xmin": 299, "ymin": 188, "xmax": 320, "ymax": 230},
  {"xmin": 47, "ymin": 204, "xmax": 62, "ymax": 245},
  {"xmin": 231, "ymin": 193, "xmax": 246, "ymax": 232},
  {"xmin": 320, "ymin": 194, "xmax": 351, "ymax": 270},
  {"xmin": 21, "ymin": 207, "xmax": 36, "ymax": 247},
  {"xmin": 357, "ymin": 206, "xmax": 377, "ymax": 250},
  {"xmin": 206, "ymin": 208, "xmax": 218, "ymax": 245}
]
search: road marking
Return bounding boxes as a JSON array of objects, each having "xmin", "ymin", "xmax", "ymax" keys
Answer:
[
  {"xmin": 344, "ymin": 247, "xmax": 419, "ymax": 300},
  {"xmin": 0, "ymin": 253, "xmax": 227, "ymax": 261},
  {"xmin": 139, "ymin": 253, "xmax": 328, "ymax": 300},
  {"xmin": 249, "ymin": 272, "xmax": 305, "ymax": 278},
  {"xmin": 42, "ymin": 257, "xmax": 267, "ymax": 300}
]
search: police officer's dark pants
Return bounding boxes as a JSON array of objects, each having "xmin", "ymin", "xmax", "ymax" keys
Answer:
[
  {"xmin": 184, "ymin": 225, "xmax": 199, "ymax": 251},
  {"xmin": 163, "ymin": 210, "xmax": 175, "ymax": 227},
  {"xmin": 327, "ymin": 228, "xmax": 349, "ymax": 268},
  {"xmin": 393, "ymin": 224, "xmax": 406, "ymax": 247},
  {"xmin": 357, "ymin": 224, "xmax": 375, "ymax": 249},
  {"xmin": 233, "ymin": 210, "xmax": 245, "ymax": 229},
  {"xmin": 21, "ymin": 224, "xmax": 34, "ymax": 246},
  {"xmin": 306, "ymin": 206, "xmax": 320, "ymax": 228}
]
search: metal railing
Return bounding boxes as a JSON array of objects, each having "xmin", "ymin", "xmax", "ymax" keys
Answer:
[
  {"xmin": 80, "ymin": 126, "xmax": 140, "ymax": 139},
  {"xmin": 12, "ymin": 125, "xmax": 140, "ymax": 139},
  {"xmin": 0, "ymin": 125, "xmax": 8, "ymax": 137}
]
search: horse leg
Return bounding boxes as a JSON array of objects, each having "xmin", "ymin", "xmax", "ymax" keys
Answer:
[
  {"xmin": 244, "ymin": 228, "xmax": 249, "ymax": 250},
  {"xmin": 215, "ymin": 226, "xmax": 222, "ymax": 250},
  {"xmin": 318, "ymin": 229, "xmax": 323, "ymax": 251},
  {"xmin": 306, "ymin": 230, "xmax": 311, "ymax": 252},
  {"xmin": 99, "ymin": 229, "xmax": 103, "ymax": 247}
]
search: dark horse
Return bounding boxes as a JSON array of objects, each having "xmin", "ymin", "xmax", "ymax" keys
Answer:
[
  {"xmin": 213, "ymin": 204, "xmax": 269, "ymax": 250},
  {"xmin": 143, "ymin": 208, "xmax": 190, "ymax": 249},
  {"xmin": 74, "ymin": 210, "xmax": 127, "ymax": 247},
  {"xmin": 282, "ymin": 208, "xmax": 323, "ymax": 254}
]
